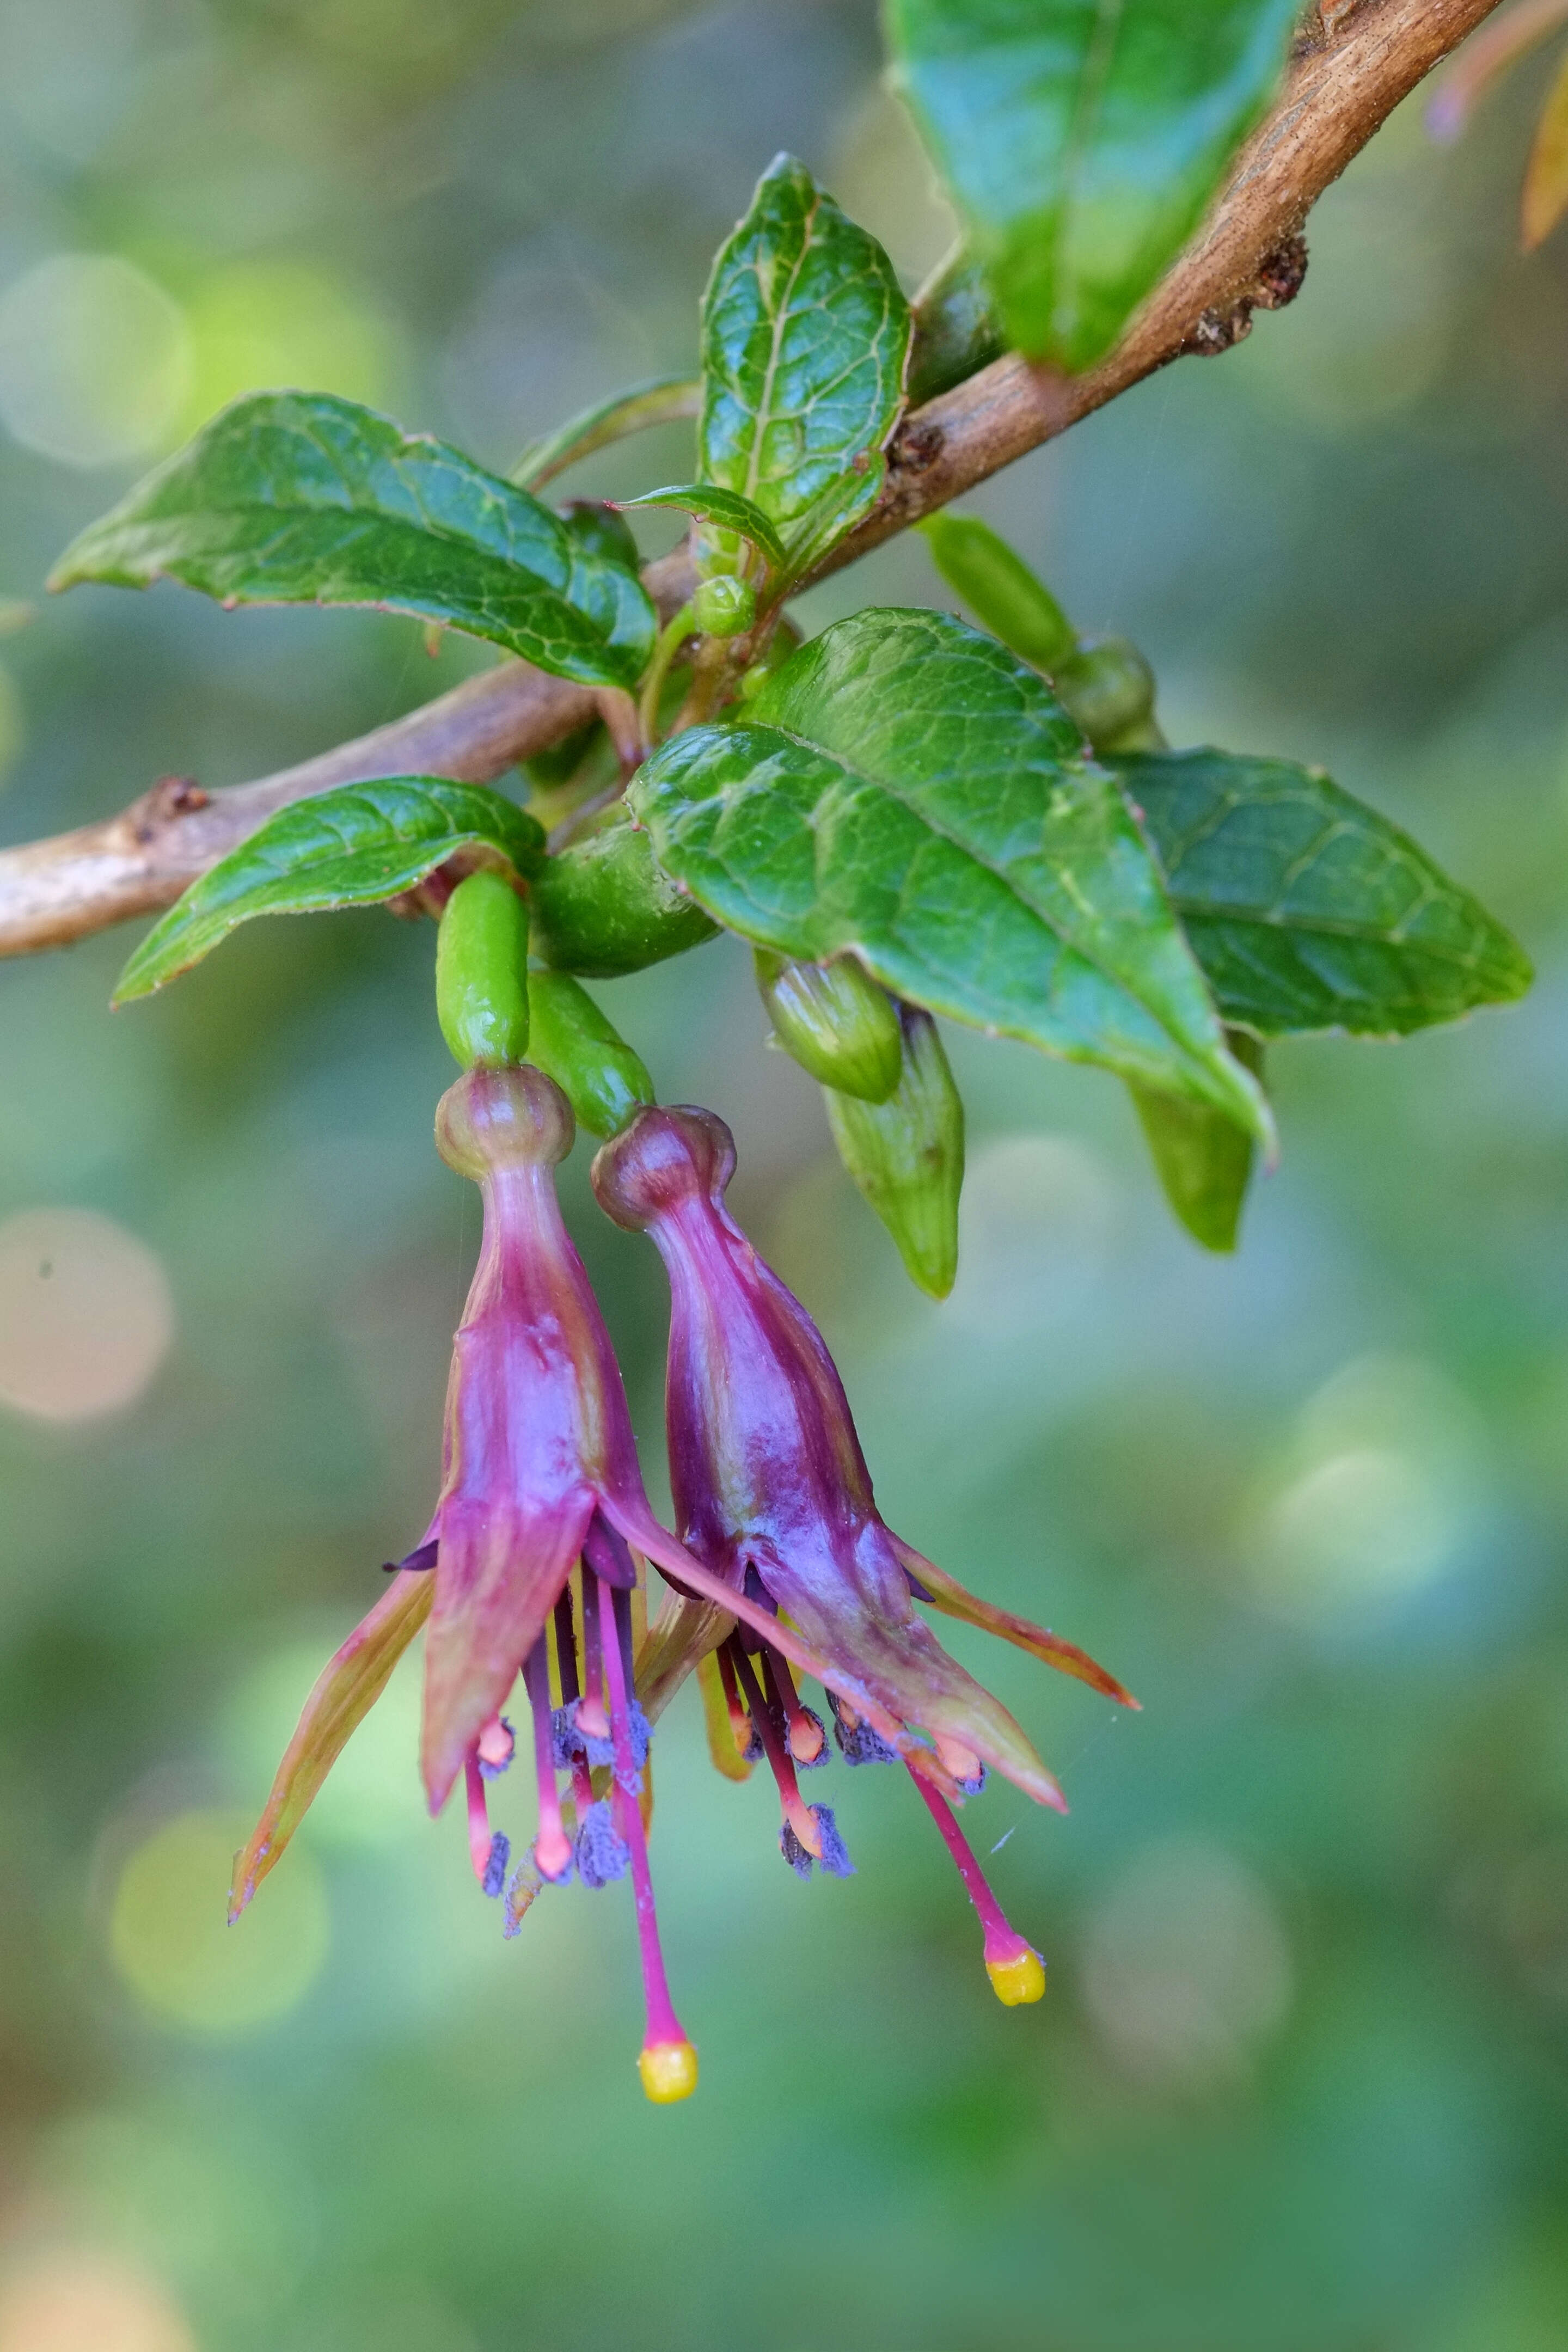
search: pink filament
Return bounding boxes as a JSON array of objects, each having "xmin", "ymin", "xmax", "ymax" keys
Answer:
[
  {"xmin": 764, "ymin": 1649, "xmax": 825, "ymax": 1765},
  {"xmin": 597, "ymin": 1575, "xmax": 687, "ymax": 2051},
  {"xmin": 578, "ymin": 1578, "xmax": 610, "ymax": 1742},
  {"xmin": 522, "ymin": 1639, "xmax": 572, "ymax": 1881},
  {"xmin": 907, "ymin": 1764, "xmax": 1033, "ymax": 1964},
  {"xmin": 464, "ymin": 1752, "xmax": 493, "ymax": 1884},
  {"xmin": 728, "ymin": 1641, "xmax": 820, "ymax": 1856}
]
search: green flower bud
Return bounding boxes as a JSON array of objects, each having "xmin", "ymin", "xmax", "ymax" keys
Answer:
[
  {"xmin": 529, "ymin": 814, "xmax": 719, "ymax": 978},
  {"xmin": 825, "ymin": 1005, "xmax": 964, "ymax": 1298},
  {"xmin": 526, "ymin": 971, "xmax": 654, "ymax": 1138},
  {"xmin": 435, "ymin": 870, "xmax": 530, "ymax": 1070},
  {"xmin": 692, "ymin": 574, "xmax": 757, "ymax": 638},
  {"xmin": 919, "ymin": 513, "xmax": 1075, "ymax": 674},
  {"xmin": 1129, "ymin": 1030, "xmax": 1264, "ymax": 1253},
  {"xmin": 755, "ymin": 950, "xmax": 903, "ymax": 1102},
  {"xmin": 1052, "ymin": 638, "xmax": 1158, "ymax": 752}
]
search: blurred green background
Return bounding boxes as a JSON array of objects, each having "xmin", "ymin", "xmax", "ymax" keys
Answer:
[{"xmin": 4, "ymin": 4, "xmax": 1568, "ymax": 2347}]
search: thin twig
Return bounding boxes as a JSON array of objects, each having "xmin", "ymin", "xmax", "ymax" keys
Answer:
[{"xmin": 0, "ymin": 0, "xmax": 1502, "ymax": 961}]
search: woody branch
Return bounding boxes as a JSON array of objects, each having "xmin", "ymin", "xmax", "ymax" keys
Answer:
[{"xmin": 0, "ymin": 0, "xmax": 1500, "ymax": 960}]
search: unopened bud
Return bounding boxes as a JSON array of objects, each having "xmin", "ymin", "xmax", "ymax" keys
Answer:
[
  {"xmin": 1129, "ymin": 1028, "xmax": 1263, "ymax": 1253},
  {"xmin": 529, "ymin": 814, "xmax": 719, "ymax": 978},
  {"xmin": 435, "ymin": 870, "xmax": 530, "ymax": 1070},
  {"xmin": 692, "ymin": 574, "xmax": 756, "ymax": 638},
  {"xmin": 919, "ymin": 512, "xmax": 1076, "ymax": 673},
  {"xmin": 824, "ymin": 1004, "xmax": 964, "ymax": 1298},
  {"xmin": 526, "ymin": 971, "xmax": 654, "ymax": 1138},
  {"xmin": 1052, "ymin": 638, "xmax": 1159, "ymax": 752},
  {"xmin": 435, "ymin": 1064, "xmax": 574, "ymax": 1180},
  {"xmin": 755, "ymin": 949, "xmax": 902, "ymax": 1102}
]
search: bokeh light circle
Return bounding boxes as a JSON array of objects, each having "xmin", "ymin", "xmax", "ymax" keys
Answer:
[
  {"xmin": 0, "ymin": 2253, "xmax": 195, "ymax": 2352},
  {"xmin": 109, "ymin": 1809, "xmax": 329, "ymax": 2036},
  {"xmin": 0, "ymin": 1208, "xmax": 173, "ymax": 1424},
  {"xmin": 0, "ymin": 255, "xmax": 192, "ymax": 467}
]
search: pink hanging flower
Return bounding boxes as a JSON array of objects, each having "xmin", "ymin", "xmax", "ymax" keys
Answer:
[
  {"xmin": 230, "ymin": 1067, "xmax": 858, "ymax": 2100},
  {"xmin": 592, "ymin": 1104, "xmax": 1138, "ymax": 2004}
]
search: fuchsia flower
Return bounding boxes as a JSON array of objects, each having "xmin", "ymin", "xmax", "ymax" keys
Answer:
[
  {"xmin": 230, "ymin": 1065, "xmax": 847, "ymax": 2102},
  {"xmin": 592, "ymin": 1104, "xmax": 1138, "ymax": 2004}
]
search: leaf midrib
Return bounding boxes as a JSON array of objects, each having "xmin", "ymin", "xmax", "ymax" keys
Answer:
[{"xmin": 740, "ymin": 202, "xmax": 820, "ymax": 509}]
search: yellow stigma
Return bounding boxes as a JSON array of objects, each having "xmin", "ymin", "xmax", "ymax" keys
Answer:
[
  {"xmin": 638, "ymin": 2039, "xmax": 699, "ymax": 2103},
  {"xmin": 987, "ymin": 1947, "xmax": 1046, "ymax": 2007}
]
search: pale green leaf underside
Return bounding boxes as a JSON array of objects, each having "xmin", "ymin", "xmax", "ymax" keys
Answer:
[
  {"xmin": 51, "ymin": 392, "xmax": 656, "ymax": 691},
  {"xmin": 632, "ymin": 608, "xmax": 1268, "ymax": 1139},
  {"xmin": 115, "ymin": 779, "xmax": 543, "ymax": 1003},
  {"xmin": 699, "ymin": 153, "xmax": 911, "ymax": 533},
  {"xmin": 620, "ymin": 483, "xmax": 788, "ymax": 574},
  {"xmin": 1122, "ymin": 749, "xmax": 1534, "ymax": 1037},
  {"xmin": 886, "ymin": 0, "xmax": 1299, "ymax": 371},
  {"xmin": 512, "ymin": 375, "xmax": 702, "ymax": 493}
]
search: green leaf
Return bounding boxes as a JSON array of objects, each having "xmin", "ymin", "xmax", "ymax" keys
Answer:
[
  {"xmin": 886, "ymin": 0, "xmax": 1299, "ymax": 371},
  {"xmin": 51, "ymin": 392, "xmax": 656, "ymax": 691},
  {"xmin": 699, "ymin": 154, "xmax": 911, "ymax": 537},
  {"xmin": 632, "ymin": 608, "xmax": 1269, "ymax": 1138},
  {"xmin": 618, "ymin": 483, "xmax": 788, "ymax": 574},
  {"xmin": 776, "ymin": 466, "xmax": 886, "ymax": 586},
  {"xmin": 115, "ymin": 779, "xmax": 544, "ymax": 1003},
  {"xmin": 1119, "ymin": 749, "xmax": 1535, "ymax": 1037},
  {"xmin": 512, "ymin": 375, "xmax": 703, "ymax": 493}
]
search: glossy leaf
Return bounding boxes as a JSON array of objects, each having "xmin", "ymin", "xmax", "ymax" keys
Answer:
[
  {"xmin": 115, "ymin": 779, "xmax": 543, "ymax": 1003},
  {"xmin": 698, "ymin": 154, "xmax": 910, "ymax": 535},
  {"xmin": 632, "ymin": 608, "xmax": 1269, "ymax": 1138},
  {"xmin": 1122, "ymin": 749, "xmax": 1534, "ymax": 1036},
  {"xmin": 776, "ymin": 465, "xmax": 886, "ymax": 585},
  {"xmin": 51, "ymin": 392, "xmax": 657, "ymax": 690},
  {"xmin": 618, "ymin": 483, "xmax": 787, "ymax": 574},
  {"xmin": 886, "ymin": 0, "xmax": 1299, "ymax": 371}
]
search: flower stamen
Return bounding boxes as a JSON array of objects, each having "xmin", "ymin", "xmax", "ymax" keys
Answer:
[
  {"xmin": 522, "ymin": 1638, "xmax": 573, "ymax": 1882},
  {"xmin": 763, "ymin": 1649, "xmax": 828, "ymax": 1767},
  {"xmin": 464, "ymin": 1749, "xmax": 510, "ymax": 1897},
  {"xmin": 907, "ymin": 1766, "xmax": 1045, "ymax": 2006},
  {"xmin": 597, "ymin": 1575, "xmax": 696, "ymax": 2102},
  {"xmin": 727, "ymin": 1639, "xmax": 823, "ymax": 1859}
]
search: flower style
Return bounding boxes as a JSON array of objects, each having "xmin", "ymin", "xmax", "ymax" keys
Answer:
[
  {"xmin": 229, "ymin": 1064, "xmax": 851, "ymax": 2102},
  {"xmin": 592, "ymin": 1103, "xmax": 1138, "ymax": 2004}
]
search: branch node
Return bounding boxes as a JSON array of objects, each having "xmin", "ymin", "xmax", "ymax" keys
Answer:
[{"xmin": 132, "ymin": 776, "xmax": 210, "ymax": 843}]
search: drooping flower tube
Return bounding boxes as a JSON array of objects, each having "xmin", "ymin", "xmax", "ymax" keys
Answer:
[
  {"xmin": 592, "ymin": 1103, "xmax": 1138, "ymax": 2004},
  {"xmin": 229, "ymin": 1063, "xmax": 856, "ymax": 2101}
]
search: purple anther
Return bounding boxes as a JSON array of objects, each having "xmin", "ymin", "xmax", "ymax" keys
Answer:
[
  {"xmin": 482, "ymin": 1832, "xmax": 511, "ymax": 1897},
  {"xmin": 574, "ymin": 1798, "xmax": 632, "ymax": 1889}
]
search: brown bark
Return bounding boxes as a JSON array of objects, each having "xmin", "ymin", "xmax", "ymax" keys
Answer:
[{"xmin": 0, "ymin": 0, "xmax": 1501, "ymax": 960}]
